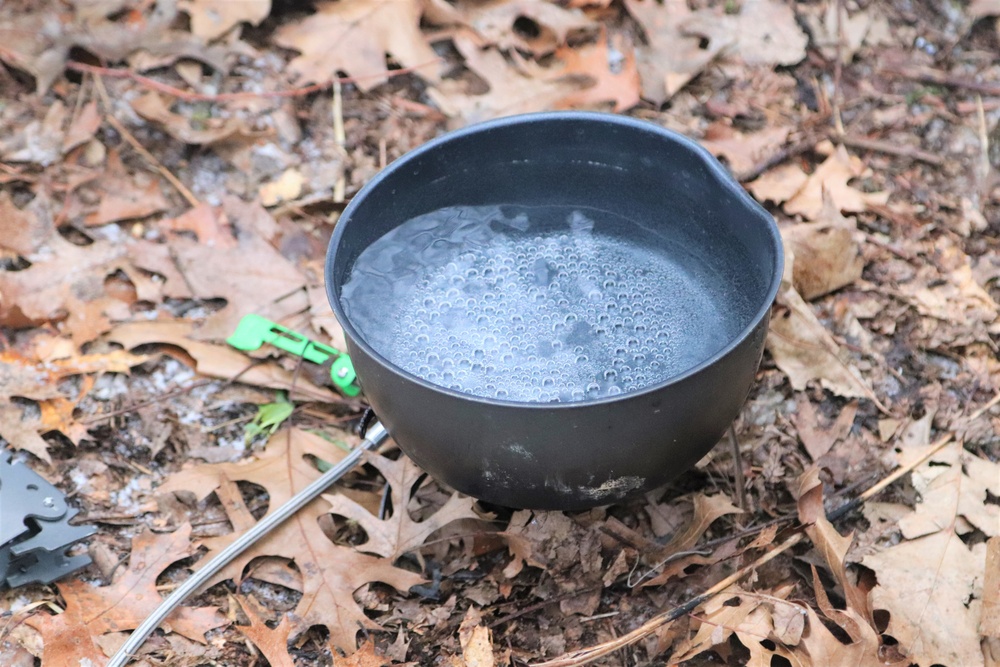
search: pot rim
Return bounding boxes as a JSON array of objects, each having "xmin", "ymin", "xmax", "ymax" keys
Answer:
[{"xmin": 326, "ymin": 111, "xmax": 783, "ymax": 410}]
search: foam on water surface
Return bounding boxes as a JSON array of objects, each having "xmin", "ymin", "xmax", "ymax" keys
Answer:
[{"xmin": 341, "ymin": 205, "xmax": 738, "ymax": 403}]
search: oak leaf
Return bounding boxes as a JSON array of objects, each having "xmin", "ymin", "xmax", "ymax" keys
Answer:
[
  {"xmin": 180, "ymin": 0, "xmax": 271, "ymax": 39},
  {"xmin": 458, "ymin": 607, "xmax": 495, "ymax": 667},
  {"xmin": 623, "ymin": 0, "xmax": 729, "ymax": 104},
  {"xmin": 428, "ymin": 35, "xmax": 581, "ymax": 126},
  {"xmin": 158, "ymin": 429, "xmax": 424, "ymax": 649},
  {"xmin": 274, "ymin": 0, "xmax": 444, "ymax": 92},
  {"xmin": 25, "ymin": 524, "xmax": 226, "ymax": 667},
  {"xmin": 235, "ymin": 595, "xmax": 295, "ymax": 667},
  {"xmin": 784, "ymin": 145, "xmax": 890, "ymax": 220},
  {"xmin": 701, "ymin": 124, "xmax": 791, "ymax": 177},
  {"xmin": 110, "ymin": 320, "xmax": 337, "ymax": 403},
  {"xmin": 132, "ymin": 92, "xmax": 261, "ymax": 146},
  {"xmin": 555, "ymin": 30, "xmax": 641, "ymax": 113},
  {"xmin": 780, "ymin": 195, "xmax": 865, "ymax": 300},
  {"xmin": 462, "ymin": 0, "xmax": 594, "ymax": 55},
  {"xmin": 864, "ymin": 531, "xmax": 987, "ymax": 667},
  {"xmin": 684, "ymin": 0, "xmax": 808, "ymax": 67},
  {"xmin": 323, "ymin": 451, "xmax": 481, "ymax": 560}
]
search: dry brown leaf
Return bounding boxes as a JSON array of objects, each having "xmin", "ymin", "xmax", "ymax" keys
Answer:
[
  {"xmin": 334, "ymin": 639, "xmax": 391, "ymax": 667},
  {"xmin": 0, "ymin": 101, "xmax": 67, "ymax": 165},
  {"xmin": 235, "ymin": 596, "xmax": 295, "ymax": 667},
  {"xmin": 0, "ymin": 190, "xmax": 53, "ymax": 256},
  {"xmin": 274, "ymin": 0, "xmax": 444, "ymax": 92},
  {"xmin": 638, "ymin": 493, "xmax": 741, "ymax": 587},
  {"xmin": 781, "ymin": 214, "xmax": 864, "ymax": 301},
  {"xmin": 429, "ymin": 35, "xmax": 581, "ymax": 126},
  {"xmin": 158, "ymin": 429, "xmax": 424, "ymax": 649},
  {"xmin": 669, "ymin": 590, "xmax": 763, "ymax": 663},
  {"xmin": 701, "ymin": 125, "xmax": 790, "ymax": 176},
  {"xmin": 796, "ymin": 468, "xmax": 873, "ymax": 627},
  {"xmin": 793, "ymin": 398, "xmax": 858, "ymax": 461},
  {"xmin": 971, "ymin": 0, "xmax": 1000, "ymax": 17},
  {"xmin": 897, "ymin": 441, "xmax": 1000, "ymax": 540},
  {"xmin": 684, "ymin": 0, "xmax": 808, "ymax": 66},
  {"xmin": 0, "ymin": 231, "xmax": 153, "ymax": 340},
  {"xmin": 61, "ymin": 100, "xmax": 101, "ymax": 154},
  {"xmin": 0, "ymin": 348, "xmax": 148, "ymax": 460},
  {"xmin": 259, "ymin": 168, "xmax": 305, "ymax": 207},
  {"xmin": 85, "ymin": 178, "xmax": 170, "ymax": 226},
  {"xmin": 324, "ymin": 451, "xmax": 480, "ymax": 560},
  {"xmin": 462, "ymin": 0, "xmax": 594, "ymax": 55},
  {"xmin": 179, "ymin": 0, "xmax": 271, "ymax": 39},
  {"xmin": 25, "ymin": 525, "xmax": 226, "ymax": 667},
  {"xmin": 767, "ymin": 283, "xmax": 882, "ymax": 407},
  {"xmin": 747, "ymin": 162, "xmax": 809, "ymax": 204},
  {"xmin": 784, "ymin": 146, "xmax": 890, "ymax": 220},
  {"xmin": 159, "ymin": 202, "xmax": 236, "ymax": 247},
  {"xmin": 804, "ymin": 3, "xmax": 892, "ymax": 63},
  {"xmin": 623, "ymin": 0, "xmax": 729, "ymax": 104},
  {"xmin": 109, "ymin": 320, "xmax": 336, "ymax": 402},
  {"xmin": 555, "ymin": 30, "xmax": 641, "ymax": 113},
  {"xmin": 983, "ymin": 537, "xmax": 1000, "ymax": 638},
  {"xmin": 458, "ymin": 607, "xmax": 495, "ymax": 667},
  {"xmin": 131, "ymin": 92, "xmax": 259, "ymax": 145},
  {"xmin": 166, "ymin": 227, "xmax": 308, "ymax": 340},
  {"xmin": 501, "ymin": 510, "xmax": 602, "ymax": 579},
  {"xmin": 897, "ymin": 253, "xmax": 1000, "ymax": 348},
  {"xmin": 864, "ymin": 530, "xmax": 987, "ymax": 667}
]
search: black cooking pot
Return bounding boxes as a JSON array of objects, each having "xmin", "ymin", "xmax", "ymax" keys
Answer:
[{"xmin": 326, "ymin": 112, "xmax": 782, "ymax": 510}]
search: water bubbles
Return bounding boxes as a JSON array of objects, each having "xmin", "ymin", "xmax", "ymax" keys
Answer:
[{"xmin": 342, "ymin": 203, "xmax": 736, "ymax": 404}]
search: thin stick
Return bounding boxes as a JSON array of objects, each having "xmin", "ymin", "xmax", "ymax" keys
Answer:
[
  {"xmin": 532, "ymin": 395, "xmax": 999, "ymax": 667},
  {"xmin": 837, "ymin": 134, "xmax": 945, "ymax": 166},
  {"xmin": 65, "ymin": 58, "xmax": 443, "ymax": 103},
  {"xmin": 882, "ymin": 65, "xmax": 1000, "ymax": 97}
]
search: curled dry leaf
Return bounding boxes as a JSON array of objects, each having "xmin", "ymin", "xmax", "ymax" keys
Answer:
[
  {"xmin": 0, "ymin": 190, "xmax": 54, "ymax": 256},
  {"xmin": 860, "ymin": 441, "xmax": 999, "ymax": 666},
  {"xmin": 784, "ymin": 145, "xmax": 890, "ymax": 220},
  {"xmin": 274, "ymin": 0, "xmax": 445, "ymax": 92},
  {"xmin": 462, "ymin": 0, "xmax": 594, "ymax": 55},
  {"xmin": 323, "ymin": 451, "xmax": 482, "ymax": 561},
  {"xmin": 235, "ymin": 596, "xmax": 295, "ymax": 667},
  {"xmin": 428, "ymin": 35, "xmax": 581, "ymax": 126},
  {"xmin": 25, "ymin": 525, "xmax": 227, "ymax": 667},
  {"xmin": 767, "ymin": 286, "xmax": 883, "ymax": 407},
  {"xmin": 158, "ymin": 429, "xmax": 424, "ymax": 649},
  {"xmin": 555, "ymin": 29, "xmax": 641, "ymax": 113},
  {"xmin": 0, "ymin": 101, "xmax": 67, "ymax": 166},
  {"xmin": 131, "ymin": 92, "xmax": 260, "ymax": 145},
  {"xmin": 803, "ymin": 3, "xmax": 892, "ymax": 63},
  {"xmin": 623, "ymin": 0, "xmax": 729, "ymax": 104},
  {"xmin": 458, "ymin": 607, "xmax": 495, "ymax": 667},
  {"xmin": 333, "ymin": 639, "xmax": 391, "ymax": 667},
  {"xmin": 701, "ymin": 124, "xmax": 791, "ymax": 177},
  {"xmin": 780, "ymin": 195, "xmax": 865, "ymax": 300},
  {"xmin": 109, "ymin": 320, "xmax": 336, "ymax": 403},
  {"xmin": 684, "ymin": 0, "xmax": 808, "ymax": 67},
  {"xmin": 179, "ymin": 0, "xmax": 271, "ymax": 40},
  {"xmin": 159, "ymin": 202, "xmax": 236, "ymax": 248}
]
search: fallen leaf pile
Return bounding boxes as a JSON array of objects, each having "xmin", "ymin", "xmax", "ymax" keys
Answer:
[{"xmin": 0, "ymin": 0, "xmax": 999, "ymax": 665}]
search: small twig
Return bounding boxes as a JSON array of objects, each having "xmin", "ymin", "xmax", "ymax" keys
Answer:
[
  {"xmin": 836, "ymin": 134, "xmax": 945, "ymax": 166},
  {"xmin": 65, "ymin": 58, "xmax": 443, "ymax": 103},
  {"xmin": 882, "ymin": 65, "xmax": 1000, "ymax": 97},
  {"xmin": 332, "ymin": 80, "xmax": 347, "ymax": 203},
  {"xmin": 487, "ymin": 585, "xmax": 603, "ymax": 629}
]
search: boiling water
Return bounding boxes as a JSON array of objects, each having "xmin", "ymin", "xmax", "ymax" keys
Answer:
[{"xmin": 341, "ymin": 205, "xmax": 741, "ymax": 403}]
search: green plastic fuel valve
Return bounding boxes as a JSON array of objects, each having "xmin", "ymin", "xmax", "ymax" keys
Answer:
[{"xmin": 227, "ymin": 314, "xmax": 361, "ymax": 397}]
